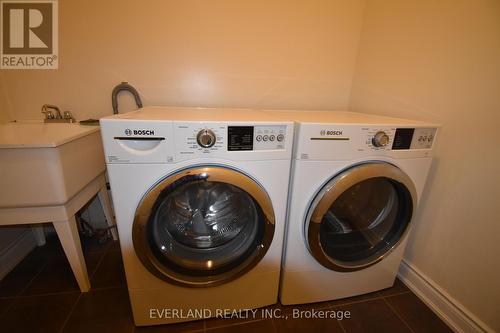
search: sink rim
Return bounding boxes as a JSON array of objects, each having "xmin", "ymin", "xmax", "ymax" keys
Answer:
[{"xmin": 0, "ymin": 122, "xmax": 100, "ymax": 149}]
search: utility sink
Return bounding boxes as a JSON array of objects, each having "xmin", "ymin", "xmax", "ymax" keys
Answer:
[
  {"xmin": 0, "ymin": 121, "xmax": 114, "ymax": 293},
  {"xmin": 0, "ymin": 122, "xmax": 105, "ymax": 208}
]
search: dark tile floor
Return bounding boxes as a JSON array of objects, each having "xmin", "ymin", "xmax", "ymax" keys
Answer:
[{"xmin": 0, "ymin": 235, "xmax": 452, "ymax": 333}]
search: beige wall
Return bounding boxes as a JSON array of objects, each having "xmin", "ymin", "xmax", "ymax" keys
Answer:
[
  {"xmin": 350, "ymin": 0, "xmax": 500, "ymax": 331},
  {"xmin": 0, "ymin": 74, "xmax": 12, "ymax": 123},
  {"xmin": 0, "ymin": 0, "xmax": 365, "ymax": 121}
]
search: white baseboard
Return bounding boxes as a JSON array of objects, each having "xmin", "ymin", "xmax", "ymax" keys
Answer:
[
  {"xmin": 0, "ymin": 229, "xmax": 37, "ymax": 280},
  {"xmin": 398, "ymin": 260, "xmax": 492, "ymax": 333}
]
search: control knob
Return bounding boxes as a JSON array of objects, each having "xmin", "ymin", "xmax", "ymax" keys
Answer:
[
  {"xmin": 197, "ymin": 129, "xmax": 216, "ymax": 148},
  {"xmin": 372, "ymin": 131, "xmax": 390, "ymax": 147}
]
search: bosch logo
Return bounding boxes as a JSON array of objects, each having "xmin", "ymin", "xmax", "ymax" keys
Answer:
[
  {"xmin": 124, "ymin": 129, "xmax": 155, "ymax": 136},
  {"xmin": 134, "ymin": 130, "xmax": 155, "ymax": 135},
  {"xmin": 321, "ymin": 130, "xmax": 343, "ymax": 136}
]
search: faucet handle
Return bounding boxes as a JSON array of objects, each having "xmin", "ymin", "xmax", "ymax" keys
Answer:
[
  {"xmin": 41, "ymin": 109, "xmax": 55, "ymax": 119},
  {"xmin": 63, "ymin": 111, "xmax": 75, "ymax": 123}
]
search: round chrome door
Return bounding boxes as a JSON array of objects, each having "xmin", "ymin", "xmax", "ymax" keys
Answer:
[
  {"xmin": 133, "ymin": 166, "xmax": 275, "ymax": 287},
  {"xmin": 306, "ymin": 162, "xmax": 417, "ymax": 272}
]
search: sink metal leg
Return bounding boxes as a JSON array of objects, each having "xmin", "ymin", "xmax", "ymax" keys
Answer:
[
  {"xmin": 31, "ymin": 226, "xmax": 46, "ymax": 246},
  {"xmin": 53, "ymin": 216, "xmax": 91, "ymax": 292},
  {"xmin": 97, "ymin": 186, "xmax": 118, "ymax": 241}
]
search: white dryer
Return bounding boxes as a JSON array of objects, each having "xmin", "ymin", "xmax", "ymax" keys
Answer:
[
  {"xmin": 266, "ymin": 110, "xmax": 438, "ymax": 305},
  {"xmin": 100, "ymin": 107, "xmax": 293, "ymax": 325}
]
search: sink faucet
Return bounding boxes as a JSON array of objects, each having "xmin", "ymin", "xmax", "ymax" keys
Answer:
[
  {"xmin": 42, "ymin": 104, "xmax": 62, "ymax": 119},
  {"xmin": 41, "ymin": 104, "xmax": 75, "ymax": 123},
  {"xmin": 111, "ymin": 82, "xmax": 143, "ymax": 114}
]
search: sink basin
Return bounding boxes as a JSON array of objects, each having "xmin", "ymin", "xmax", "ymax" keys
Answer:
[{"xmin": 0, "ymin": 123, "xmax": 105, "ymax": 208}]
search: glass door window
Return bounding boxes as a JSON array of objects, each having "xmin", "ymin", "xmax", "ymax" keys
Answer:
[
  {"xmin": 306, "ymin": 163, "xmax": 416, "ymax": 271},
  {"xmin": 133, "ymin": 166, "xmax": 275, "ymax": 287}
]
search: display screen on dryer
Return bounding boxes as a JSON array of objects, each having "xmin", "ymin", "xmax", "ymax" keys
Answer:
[
  {"xmin": 392, "ymin": 128, "xmax": 415, "ymax": 150},
  {"xmin": 392, "ymin": 127, "xmax": 437, "ymax": 150}
]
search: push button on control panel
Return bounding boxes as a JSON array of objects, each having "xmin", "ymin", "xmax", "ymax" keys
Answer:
[
  {"xmin": 253, "ymin": 125, "xmax": 286, "ymax": 150},
  {"xmin": 410, "ymin": 128, "xmax": 437, "ymax": 149}
]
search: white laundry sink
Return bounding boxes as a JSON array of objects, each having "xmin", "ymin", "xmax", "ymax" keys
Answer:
[{"xmin": 0, "ymin": 122, "xmax": 105, "ymax": 208}]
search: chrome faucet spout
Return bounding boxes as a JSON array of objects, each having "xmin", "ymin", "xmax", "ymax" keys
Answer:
[
  {"xmin": 111, "ymin": 82, "xmax": 143, "ymax": 114},
  {"xmin": 42, "ymin": 104, "xmax": 62, "ymax": 119}
]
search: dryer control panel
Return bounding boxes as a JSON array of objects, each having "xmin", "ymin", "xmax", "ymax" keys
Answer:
[
  {"xmin": 296, "ymin": 123, "xmax": 439, "ymax": 161},
  {"xmin": 361, "ymin": 127, "xmax": 437, "ymax": 151}
]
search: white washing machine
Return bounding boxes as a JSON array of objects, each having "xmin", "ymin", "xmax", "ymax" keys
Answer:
[
  {"xmin": 100, "ymin": 107, "xmax": 293, "ymax": 325},
  {"xmin": 266, "ymin": 110, "xmax": 439, "ymax": 305}
]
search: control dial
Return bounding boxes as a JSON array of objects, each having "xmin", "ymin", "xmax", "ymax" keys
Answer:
[
  {"xmin": 372, "ymin": 131, "xmax": 390, "ymax": 147},
  {"xmin": 196, "ymin": 129, "xmax": 216, "ymax": 148}
]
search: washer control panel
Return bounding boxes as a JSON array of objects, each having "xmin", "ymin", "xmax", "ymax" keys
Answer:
[
  {"xmin": 175, "ymin": 124, "xmax": 286, "ymax": 156},
  {"xmin": 228, "ymin": 125, "xmax": 286, "ymax": 151}
]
